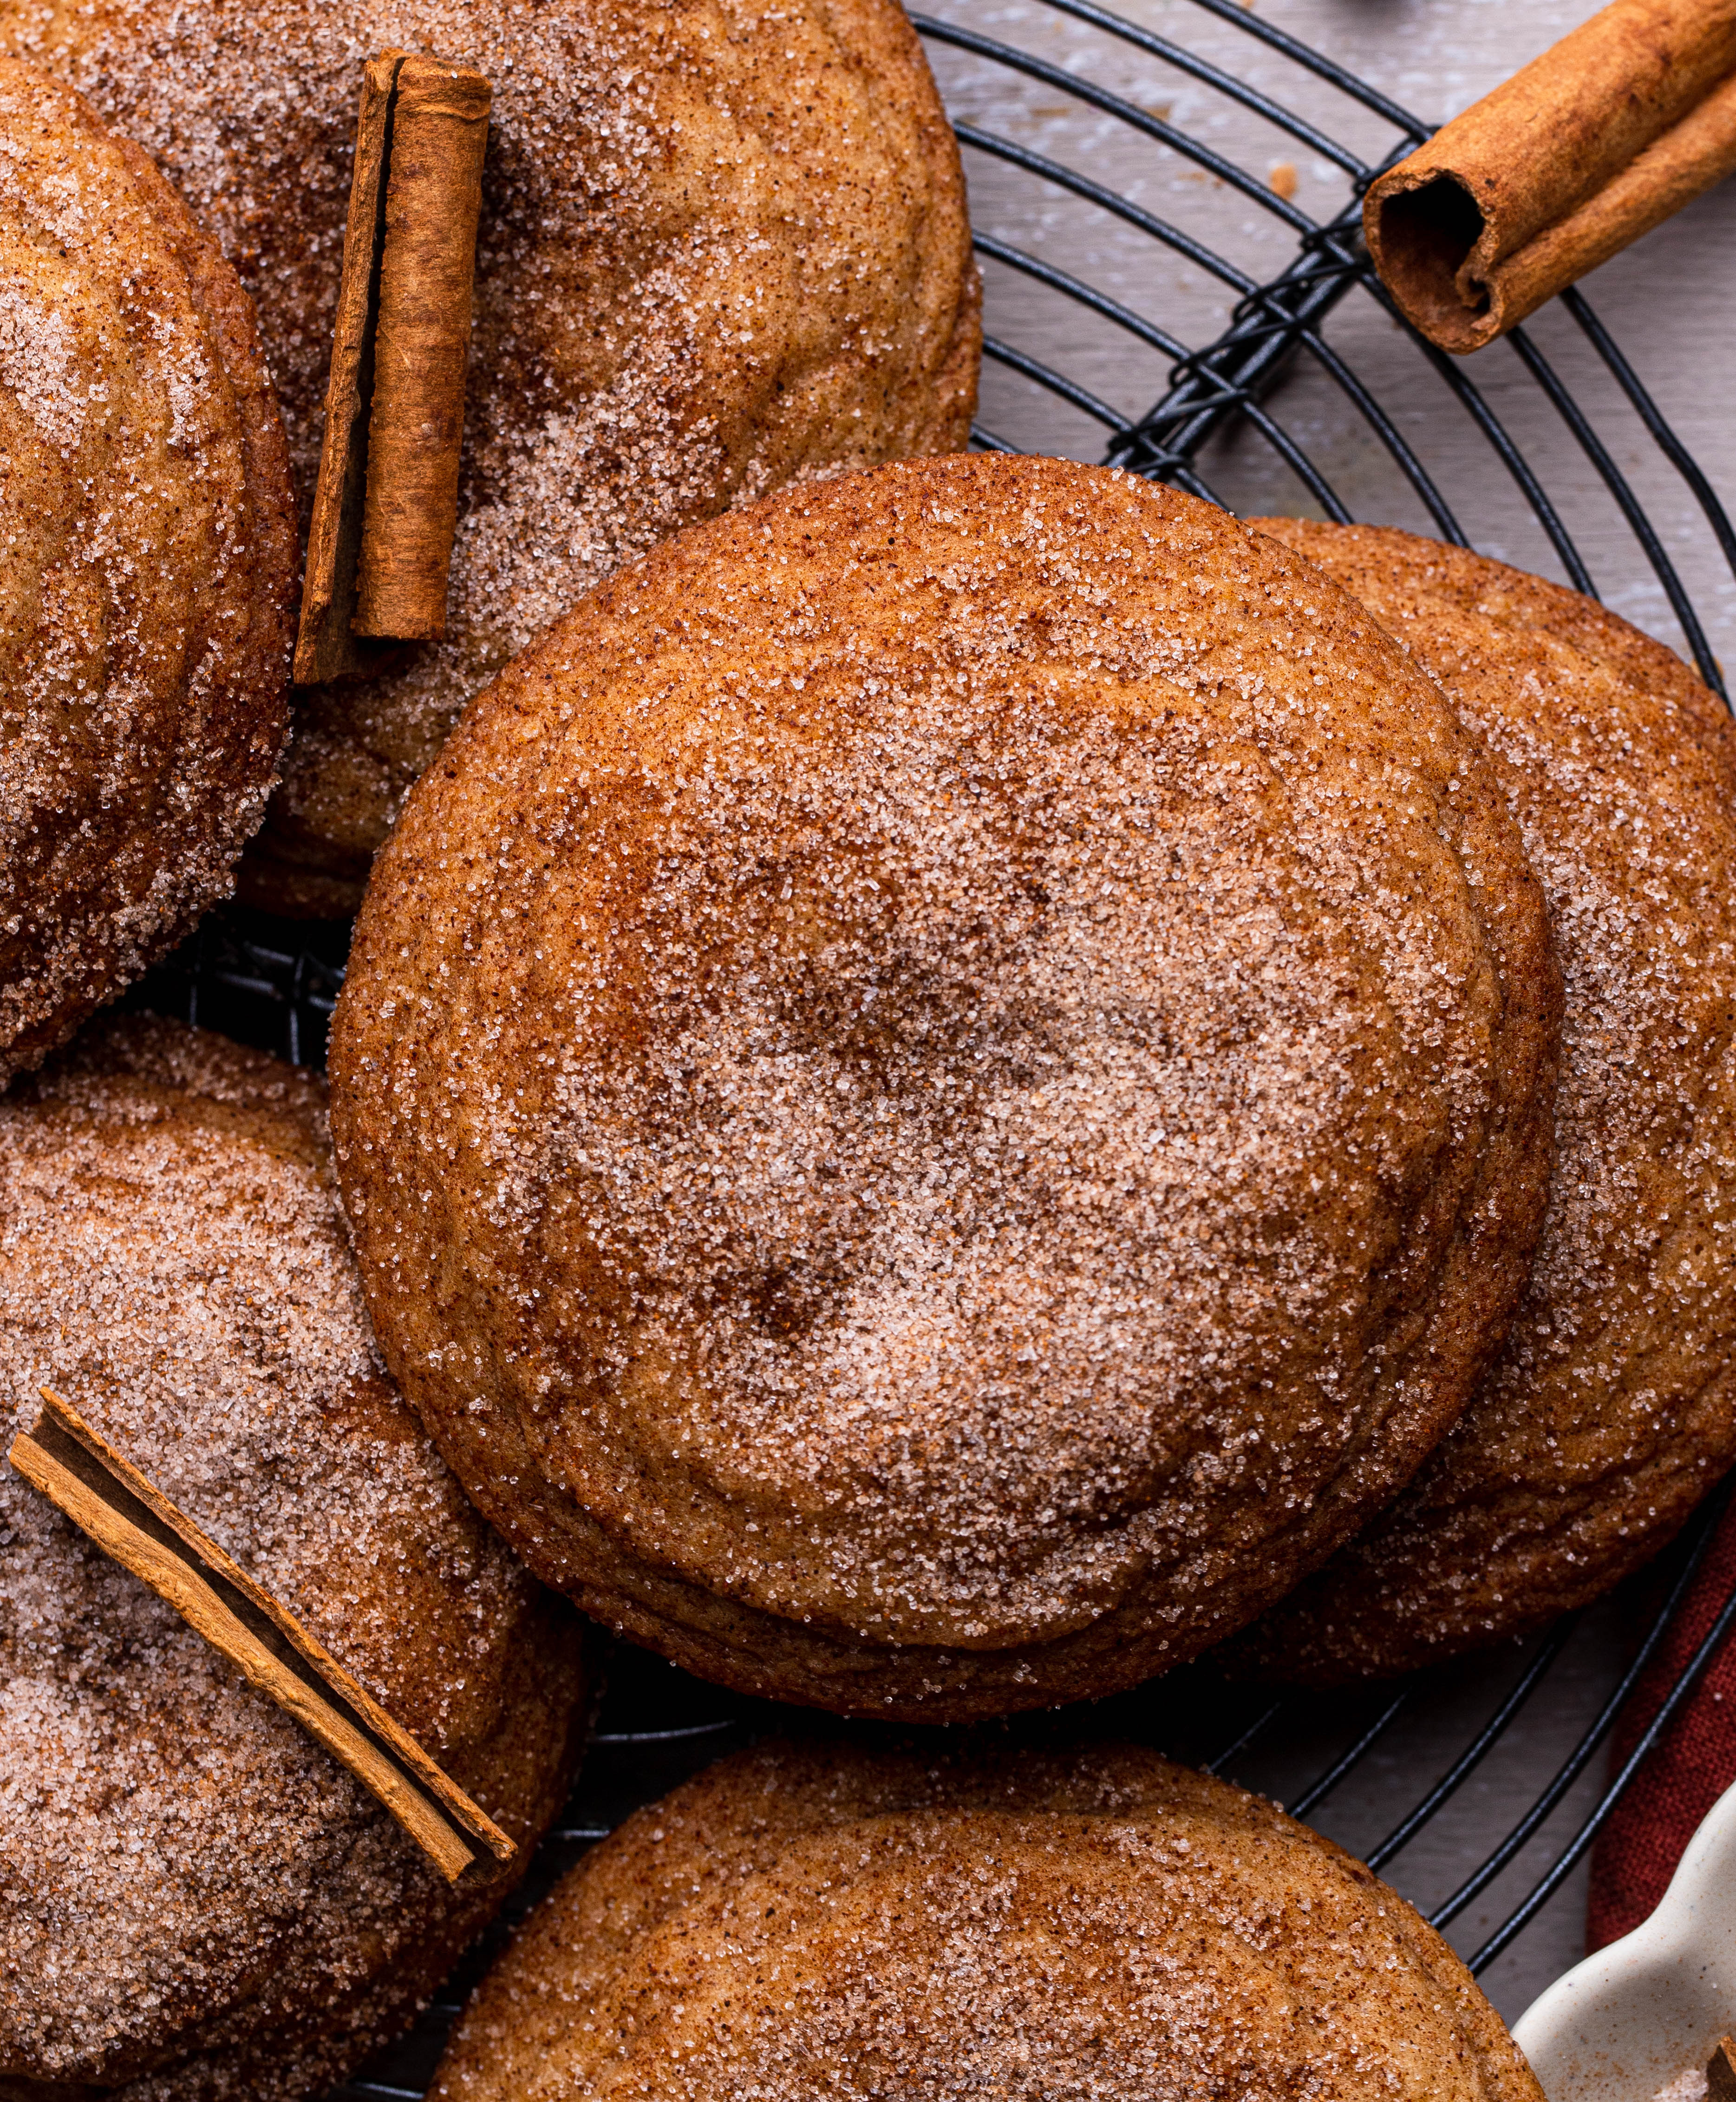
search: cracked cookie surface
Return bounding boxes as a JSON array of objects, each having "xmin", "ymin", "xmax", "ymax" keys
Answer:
[{"xmin": 331, "ymin": 455, "xmax": 1559, "ymax": 1719}]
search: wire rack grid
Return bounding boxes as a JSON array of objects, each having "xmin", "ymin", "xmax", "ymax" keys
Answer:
[{"xmin": 121, "ymin": 2, "xmax": 1736, "ymax": 2091}]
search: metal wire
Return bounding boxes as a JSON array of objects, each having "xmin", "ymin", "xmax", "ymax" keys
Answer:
[
  {"xmin": 1150, "ymin": 0, "xmax": 1427, "ymax": 132},
  {"xmin": 1429, "ymin": 1485, "xmax": 1731, "ymax": 1946},
  {"xmin": 1364, "ymin": 1618, "xmax": 1580, "ymax": 1874},
  {"xmin": 969, "ymin": 229, "xmax": 1192, "ymax": 362},
  {"xmin": 1566, "ymin": 287, "xmax": 1736, "ymax": 606},
  {"xmin": 146, "ymin": 2, "xmax": 1729, "ymax": 2090},
  {"xmin": 964, "ymin": 2, "xmax": 1735, "ymax": 694},
  {"xmin": 913, "ymin": 14, "xmax": 1321, "ymax": 234},
  {"xmin": 982, "ymin": 333, "xmax": 1131, "ymax": 432},
  {"xmin": 1201, "ymin": 1696, "xmax": 1285, "ymax": 1777},
  {"xmin": 1467, "ymin": 1554, "xmax": 1736, "ymax": 1971},
  {"xmin": 1285, "ymin": 1690, "xmax": 1413, "ymax": 1823},
  {"xmin": 950, "ymin": 116, "xmax": 1258, "ymax": 292},
  {"xmin": 989, "ymin": 0, "xmax": 1372, "ymax": 174}
]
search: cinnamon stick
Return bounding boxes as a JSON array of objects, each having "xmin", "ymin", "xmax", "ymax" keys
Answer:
[
  {"xmin": 293, "ymin": 51, "xmax": 490, "ymax": 681},
  {"xmin": 8, "ymin": 1388, "xmax": 516, "ymax": 1886},
  {"xmin": 294, "ymin": 51, "xmax": 405, "ymax": 684},
  {"xmin": 1710, "ymin": 2038, "xmax": 1736, "ymax": 2102},
  {"xmin": 353, "ymin": 54, "xmax": 492, "ymax": 641},
  {"xmin": 1364, "ymin": 0, "xmax": 1736, "ymax": 353}
]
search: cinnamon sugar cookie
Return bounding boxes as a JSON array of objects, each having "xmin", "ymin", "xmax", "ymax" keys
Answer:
[
  {"xmin": 329, "ymin": 454, "xmax": 1559, "ymax": 1719},
  {"xmin": 0, "ymin": 61, "xmax": 294, "ymax": 1084},
  {"xmin": 1235, "ymin": 521, "xmax": 1736, "ymax": 1681},
  {"xmin": 431, "ymin": 1737, "xmax": 1544, "ymax": 2102},
  {"xmin": 1, "ymin": 0, "xmax": 981, "ymax": 916},
  {"xmin": 0, "ymin": 1017, "xmax": 587, "ymax": 2102}
]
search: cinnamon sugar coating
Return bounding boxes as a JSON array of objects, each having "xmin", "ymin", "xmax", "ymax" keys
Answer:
[
  {"xmin": 0, "ymin": 1017, "xmax": 588, "ymax": 2102},
  {"xmin": 330, "ymin": 454, "xmax": 1559, "ymax": 1720},
  {"xmin": 1235, "ymin": 521, "xmax": 1736, "ymax": 1681},
  {"xmin": 0, "ymin": 62, "xmax": 294, "ymax": 1084},
  {"xmin": 0, "ymin": 0, "xmax": 981, "ymax": 917},
  {"xmin": 431, "ymin": 1737, "xmax": 1544, "ymax": 2102}
]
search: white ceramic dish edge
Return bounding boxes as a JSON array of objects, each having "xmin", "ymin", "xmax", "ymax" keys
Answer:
[{"xmin": 1513, "ymin": 1775, "xmax": 1736, "ymax": 2101}]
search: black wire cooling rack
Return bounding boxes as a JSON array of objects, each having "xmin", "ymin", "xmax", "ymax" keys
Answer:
[{"xmin": 122, "ymin": 1, "xmax": 1736, "ymax": 2090}]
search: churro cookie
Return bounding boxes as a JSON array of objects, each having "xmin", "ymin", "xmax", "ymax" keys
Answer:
[
  {"xmin": 0, "ymin": 0, "xmax": 981, "ymax": 916},
  {"xmin": 1236, "ymin": 521, "xmax": 1736, "ymax": 1681},
  {"xmin": 431, "ymin": 1737, "xmax": 1544, "ymax": 2102},
  {"xmin": 0, "ymin": 1017, "xmax": 587, "ymax": 2102},
  {"xmin": 329, "ymin": 455, "xmax": 1559, "ymax": 1718},
  {"xmin": 0, "ymin": 60, "xmax": 294, "ymax": 1084}
]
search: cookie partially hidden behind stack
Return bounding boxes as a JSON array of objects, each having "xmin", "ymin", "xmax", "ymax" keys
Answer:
[
  {"xmin": 331, "ymin": 453, "xmax": 1560, "ymax": 1720},
  {"xmin": 0, "ymin": 60, "xmax": 295, "ymax": 1083},
  {"xmin": 4, "ymin": 0, "xmax": 982, "ymax": 915},
  {"xmin": 0, "ymin": 1018, "xmax": 587, "ymax": 2102},
  {"xmin": 1236, "ymin": 521, "xmax": 1736, "ymax": 1682},
  {"xmin": 431, "ymin": 1737, "xmax": 1545, "ymax": 2102}
]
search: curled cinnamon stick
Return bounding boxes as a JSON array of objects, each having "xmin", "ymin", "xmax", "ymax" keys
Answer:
[
  {"xmin": 294, "ymin": 52, "xmax": 490, "ymax": 682},
  {"xmin": 1365, "ymin": 0, "xmax": 1736, "ymax": 353},
  {"xmin": 9, "ymin": 1388, "xmax": 516, "ymax": 1885},
  {"xmin": 354, "ymin": 55, "xmax": 491, "ymax": 640}
]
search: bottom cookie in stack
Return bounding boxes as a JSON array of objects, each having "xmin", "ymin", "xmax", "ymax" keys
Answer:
[
  {"xmin": 1238, "ymin": 521, "xmax": 1736, "ymax": 1682},
  {"xmin": 431, "ymin": 1736, "xmax": 1542, "ymax": 2102},
  {"xmin": 0, "ymin": 1017, "xmax": 590, "ymax": 2102}
]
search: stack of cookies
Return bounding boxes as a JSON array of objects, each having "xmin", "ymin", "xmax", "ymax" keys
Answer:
[
  {"xmin": 331, "ymin": 451, "xmax": 1568, "ymax": 1719},
  {"xmin": 330, "ymin": 448, "xmax": 1736, "ymax": 1717},
  {"xmin": 4, "ymin": 5, "xmax": 1734, "ymax": 2095}
]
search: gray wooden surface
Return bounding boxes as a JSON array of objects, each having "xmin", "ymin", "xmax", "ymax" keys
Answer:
[
  {"xmin": 927, "ymin": 0, "xmax": 1736, "ymax": 664},
  {"xmin": 919, "ymin": 0, "xmax": 1736, "ymax": 2025}
]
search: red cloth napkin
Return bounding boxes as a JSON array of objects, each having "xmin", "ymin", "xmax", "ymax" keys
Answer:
[{"xmin": 1586, "ymin": 1497, "xmax": 1736, "ymax": 1951}]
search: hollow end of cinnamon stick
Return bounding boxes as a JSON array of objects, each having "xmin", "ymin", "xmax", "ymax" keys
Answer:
[
  {"xmin": 1364, "ymin": 0, "xmax": 1736, "ymax": 354},
  {"xmin": 1366, "ymin": 171, "xmax": 1493, "ymax": 350}
]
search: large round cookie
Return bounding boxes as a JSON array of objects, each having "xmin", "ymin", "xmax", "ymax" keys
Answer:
[
  {"xmin": 0, "ymin": 1017, "xmax": 588, "ymax": 2102},
  {"xmin": 329, "ymin": 454, "xmax": 1559, "ymax": 1720},
  {"xmin": 0, "ymin": 60, "xmax": 295, "ymax": 1085},
  {"xmin": 0, "ymin": 0, "xmax": 981, "ymax": 917},
  {"xmin": 431, "ymin": 1737, "xmax": 1544, "ymax": 2102},
  {"xmin": 1234, "ymin": 521, "xmax": 1736, "ymax": 1681}
]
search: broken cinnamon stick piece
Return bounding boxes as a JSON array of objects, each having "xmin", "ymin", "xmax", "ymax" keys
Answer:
[
  {"xmin": 1709, "ymin": 2037, "xmax": 1736, "ymax": 2102},
  {"xmin": 8, "ymin": 1388, "xmax": 516, "ymax": 1886},
  {"xmin": 1364, "ymin": 0, "xmax": 1736, "ymax": 353},
  {"xmin": 353, "ymin": 54, "xmax": 492, "ymax": 641}
]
